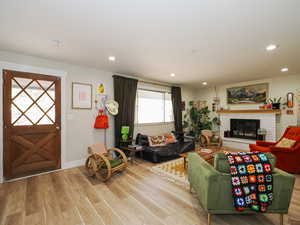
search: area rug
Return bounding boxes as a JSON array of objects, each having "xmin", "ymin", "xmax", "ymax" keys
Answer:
[{"xmin": 150, "ymin": 158, "xmax": 189, "ymax": 188}]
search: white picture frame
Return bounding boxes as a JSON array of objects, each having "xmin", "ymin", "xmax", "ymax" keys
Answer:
[{"xmin": 72, "ymin": 82, "xmax": 92, "ymax": 109}]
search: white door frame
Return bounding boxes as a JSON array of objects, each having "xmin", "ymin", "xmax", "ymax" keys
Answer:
[{"xmin": 0, "ymin": 61, "xmax": 67, "ymax": 183}]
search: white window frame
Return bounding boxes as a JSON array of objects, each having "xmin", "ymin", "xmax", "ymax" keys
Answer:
[{"xmin": 135, "ymin": 88, "xmax": 174, "ymax": 125}]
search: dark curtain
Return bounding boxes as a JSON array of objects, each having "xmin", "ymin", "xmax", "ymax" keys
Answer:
[
  {"xmin": 113, "ymin": 75, "xmax": 138, "ymax": 147},
  {"xmin": 171, "ymin": 86, "xmax": 183, "ymax": 133}
]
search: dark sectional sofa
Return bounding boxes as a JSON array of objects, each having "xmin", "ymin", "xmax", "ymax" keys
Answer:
[{"xmin": 135, "ymin": 133, "xmax": 195, "ymax": 163}]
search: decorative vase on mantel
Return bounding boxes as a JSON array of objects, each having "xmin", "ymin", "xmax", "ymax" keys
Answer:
[
  {"xmin": 267, "ymin": 97, "xmax": 282, "ymax": 110},
  {"xmin": 272, "ymin": 103, "xmax": 281, "ymax": 110}
]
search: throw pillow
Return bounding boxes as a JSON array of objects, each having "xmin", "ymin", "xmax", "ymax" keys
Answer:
[
  {"xmin": 275, "ymin": 138, "xmax": 296, "ymax": 148},
  {"xmin": 210, "ymin": 135, "xmax": 220, "ymax": 143},
  {"xmin": 148, "ymin": 135, "xmax": 166, "ymax": 147},
  {"xmin": 164, "ymin": 133, "xmax": 177, "ymax": 144}
]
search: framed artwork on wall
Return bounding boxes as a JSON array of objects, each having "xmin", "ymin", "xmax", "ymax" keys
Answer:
[
  {"xmin": 227, "ymin": 83, "xmax": 268, "ymax": 104},
  {"xmin": 72, "ymin": 82, "xmax": 92, "ymax": 109}
]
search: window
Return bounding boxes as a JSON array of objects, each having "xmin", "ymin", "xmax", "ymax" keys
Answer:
[{"xmin": 136, "ymin": 89, "xmax": 174, "ymax": 124}]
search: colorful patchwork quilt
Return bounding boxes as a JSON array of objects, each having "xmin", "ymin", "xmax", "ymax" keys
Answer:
[{"xmin": 224, "ymin": 151, "xmax": 273, "ymax": 212}]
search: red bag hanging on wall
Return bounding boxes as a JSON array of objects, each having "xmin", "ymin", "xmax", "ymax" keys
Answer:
[{"xmin": 94, "ymin": 109, "xmax": 109, "ymax": 129}]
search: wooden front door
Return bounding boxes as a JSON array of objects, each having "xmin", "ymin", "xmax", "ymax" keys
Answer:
[{"xmin": 3, "ymin": 70, "xmax": 61, "ymax": 179}]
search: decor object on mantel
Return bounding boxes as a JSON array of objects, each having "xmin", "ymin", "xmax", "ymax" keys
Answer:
[
  {"xmin": 227, "ymin": 83, "xmax": 268, "ymax": 104},
  {"xmin": 217, "ymin": 109, "xmax": 281, "ymax": 114},
  {"xmin": 267, "ymin": 97, "xmax": 282, "ymax": 110},
  {"xmin": 250, "ymin": 126, "xmax": 300, "ymax": 173}
]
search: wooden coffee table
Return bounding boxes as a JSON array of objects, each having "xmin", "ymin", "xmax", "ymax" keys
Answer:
[{"xmin": 180, "ymin": 148, "xmax": 222, "ymax": 169}]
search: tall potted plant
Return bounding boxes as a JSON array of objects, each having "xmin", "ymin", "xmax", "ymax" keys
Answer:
[{"xmin": 183, "ymin": 101, "xmax": 212, "ymax": 140}]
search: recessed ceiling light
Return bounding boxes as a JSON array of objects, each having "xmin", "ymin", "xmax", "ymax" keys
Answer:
[
  {"xmin": 266, "ymin": 44, "xmax": 278, "ymax": 51},
  {"xmin": 108, "ymin": 56, "xmax": 116, "ymax": 61},
  {"xmin": 202, "ymin": 82, "xmax": 208, "ymax": 86},
  {"xmin": 170, "ymin": 73, "xmax": 175, "ymax": 77},
  {"xmin": 52, "ymin": 40, "xmax": 62, "ymax": 47},
  {"xmin": 281, "ymin": 67, "xmax": 288, "ymax": 72}
]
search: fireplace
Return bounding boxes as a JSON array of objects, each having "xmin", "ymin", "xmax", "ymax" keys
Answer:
[{"xmin": 230, "ymin": 119, "xmax": 260, "ymax": 140}]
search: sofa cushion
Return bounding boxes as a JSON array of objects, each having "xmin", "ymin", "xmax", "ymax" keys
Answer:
[
  {"xmin": 214, "ymin": 152, "xmax": 276, "ymax": 173},
  {"xmin": 275, "ymin": 138, "xmax": 296, "ymax": 148},
  {"xmin": 148, "ymin": 135, "xmax": 166, "ymax": 147},
  {"xmin": 164, "ymin": 133, "xmax": 177, "ymax": 144}
]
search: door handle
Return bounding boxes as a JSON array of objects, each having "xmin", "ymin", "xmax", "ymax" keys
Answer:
[{"xmin": 56, "ymin": 126, "xmax": 60, "ymax": 130}]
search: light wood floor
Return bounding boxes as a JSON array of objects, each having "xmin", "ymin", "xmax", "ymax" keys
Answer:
[{"xmin": 0, "ymin": 160, "xmax": 299, "ymax": 225}]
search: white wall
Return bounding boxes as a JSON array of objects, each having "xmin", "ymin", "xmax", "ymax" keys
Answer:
[
  {"xmin": 0, "ymin": 50, "xmax": 197, "ymax": 175},
  {"xmin": 195, "ymin": 74, "xmax": 300, "ymax": 138},
  {"xmin": 0, "ymin": 50, "xmax": 115, "ymax": 169}
]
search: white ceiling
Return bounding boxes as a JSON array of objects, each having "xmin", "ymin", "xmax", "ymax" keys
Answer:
[{"xmin": 0, "ymin": 0, "xmax": 299, "ymax": 87}]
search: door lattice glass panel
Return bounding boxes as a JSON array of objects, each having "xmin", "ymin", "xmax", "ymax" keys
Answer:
[{"xmin": 11, "ymin": 77, "xmax": 56, "ymax": 126}]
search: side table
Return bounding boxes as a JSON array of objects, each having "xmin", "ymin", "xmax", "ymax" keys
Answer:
[{"xmin": 121, "ymin": 146, "xmax": 144, "ymax": 164}]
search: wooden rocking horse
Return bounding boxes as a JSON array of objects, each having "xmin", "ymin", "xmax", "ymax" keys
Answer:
[{"xmin": 85, "ymin": 143, "xmax": 128, "ymax": 181}]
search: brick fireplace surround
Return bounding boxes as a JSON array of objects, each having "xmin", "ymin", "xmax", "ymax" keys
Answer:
[{"xmin": 218, "ymin": 110, "xmax": 280, "ymax": 150}]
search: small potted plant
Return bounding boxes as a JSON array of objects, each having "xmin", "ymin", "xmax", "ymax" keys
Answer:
[{"xmin": 267, "ymin": 97, "xmax": 282, "ymax": 110}]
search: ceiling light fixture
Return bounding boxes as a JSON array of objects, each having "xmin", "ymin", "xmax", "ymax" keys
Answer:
[
  {"xmin": 170, "ymin": 73, "xmax": 175, "ymax": 77},
  {"xmin": 52, "ymin": 40, "xmax": 62, "ymax": 47},
  {"xmin": 202, "ymin": 82, "xmax": 208, "ymax": 86},
  {"xmin": 281, "ymin": 67, "xmax": 288, "ymax": 72},
  {"xmin": 108, "ymin": 56, "xmax": 116, "ymax": 61},
  {"xmin": 266, "ymin": 44, "xmax": 278, "ymax": 51}
]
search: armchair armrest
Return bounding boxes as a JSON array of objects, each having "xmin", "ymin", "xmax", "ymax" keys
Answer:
[
  {"xmin": 256, "ymin": 140, "xmax": 276, "ymax": 147},
  {"xmin": 108, "ymin": 148, "xmax": 128, "ymax": 164},
  {"xmin": 270, "ymin": 146, "xmax": 296, "ymax": 152},
  {"xmin": 200, "ymin": 134, "xmax": 211, "ymax": 145}
]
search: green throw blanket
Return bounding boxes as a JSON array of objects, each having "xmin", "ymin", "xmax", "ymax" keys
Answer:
[{"xmin": 225, "ymin": 151, "xmax": 273, "ymax": 212}]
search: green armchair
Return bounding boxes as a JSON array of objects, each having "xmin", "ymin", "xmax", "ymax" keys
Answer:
[{"xmin": 187, "ymin": 152, "xmax": 295, "ymax": 225}]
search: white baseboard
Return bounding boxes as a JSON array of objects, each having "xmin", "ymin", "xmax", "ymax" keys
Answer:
[
  {"xmin": 63, "ymin": 158, "xmax": 86, "ymax": 169},
  {"xmin": 0, "ymin": 158, "xmax": 86, "ymax": 183}
]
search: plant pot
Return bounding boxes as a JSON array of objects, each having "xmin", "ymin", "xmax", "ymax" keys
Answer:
[{"xmin": 272, "ymin": 103, "xmax": 280, "ymax": 109}]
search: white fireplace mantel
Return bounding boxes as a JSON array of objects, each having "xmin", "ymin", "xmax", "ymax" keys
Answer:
[{"xmin": 219, "ymin": 112, "xmax": 279, "ymax": 150}]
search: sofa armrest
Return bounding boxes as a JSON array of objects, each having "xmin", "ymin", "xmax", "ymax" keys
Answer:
[
  {"xmin": 256, "ymin": 141, "xmax": 276, "ymax": 147},
  {"xmin": 188, "ymin": 153, "xmax": 295, "ymax": 213},
  {"xmin": 272, "ymin": 168, "xmax": 295, "ymax": 212},
  {"xmin": 184, "ymin": 135, "xmax": 196, "ymax": 141},
  {"xmin": 188, "ymin": 153, "xmax": 226, "ymax": 210}
]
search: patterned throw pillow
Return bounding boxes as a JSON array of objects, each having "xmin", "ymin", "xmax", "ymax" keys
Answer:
[
  {"xmin": 164, "ymin": 133, "xmax": 177, "ymax": 144},
  {"xmin": 148, "ymin": 135, "xmax": 166, "ymax": 147},
  {"xmin": 275, "ymin": 138, "xmax": 296, "ymax": 148}
]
